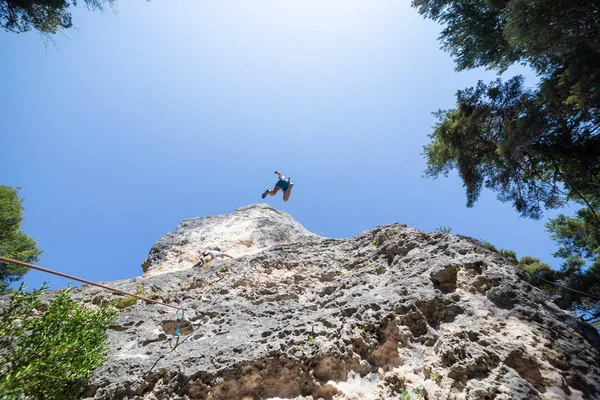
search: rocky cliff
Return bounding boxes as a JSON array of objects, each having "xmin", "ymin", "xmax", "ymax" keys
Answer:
[
  {"xmin": 72, "ymin": 204, "xmax": 599, "ymax": 400},
  {"xmin": 140, "ymin": 204, "xmax": 320, "ymax": 275}
]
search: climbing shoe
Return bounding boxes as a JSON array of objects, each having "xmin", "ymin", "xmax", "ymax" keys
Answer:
[{"xmin": 261, "ymin": 189, "xmax": 270, "ymax": 199}]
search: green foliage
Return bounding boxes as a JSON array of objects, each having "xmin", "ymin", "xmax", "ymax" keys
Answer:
[
  {"xmin": 134, "ymin": 283, "xmax": 146, "ymax": 295},
  {"xmin": 499, "ymin": 249, "xmax": 518, "ymax": 265},
  {"xmin": 411, "ymin": 0, "xmax": 519, "ymax": 72},
  {"xmin": 422, "ymin": 75, "xmax": 593, "ymax": 220},
  {"xmin": 0, "ymin": 283, "xmax": 118, "ymax": 399},
  {"xmin": 415, "ymin": 0, "xmax": 600, "ymax": 326},
  {"xmin": 0, "ymin": 186, "xmax": 43, "ymax": 293},
  {"xmin": 480, "ymin": 240, "xmax": 517, "ymax": 264},
  {"xmin": 482, "ymin": 236, "xmax": 599, "ymax": 325},
  {"xmin": 480, "ymin": 240, "xmax": 498, "ymax": 253},
  {"xmin": 397, "ymin": 389, "xmax": 411, "ymax": 400},
  {"xmin": 547, "ymin": 207, "xmax": 600, "ymax": 261},
  {"xmin": 413, "ymin": 386, "xmax": 425, "ymax": 397},
  {"xmin": 549, "ymin": 255, "xmax": 598, "ymax": 325},
  {"xmin": 518, "ymin": 256, "xmax": 560, "ymax": 291},
  {"xmin": 545, "ymin": 207, "xmax": 600, "ymax": 325},
  {"xmin": 411, "ymin": 0, "xmax": 600, "ymax": 93},
  {"xmin": 372, "ymin": 232, "xmax": 397, "ymax": 247},
  {"xmin": 113, "ymin": 283, "xmax": 149, "ymax": 308},
  {"xmin": 115, "ymin": 295, "xmax": 137, "ymax": 309},
  {"xmin": 435, "ymin": 226, "xmax": 452, "ymax": 234},
  {"xmin": 518, "ymin": 256, "xmax": 556, "ymax": 276},
  {"xmin": 1, "ymin": 0, "xmax": 117, "ymax": 35}
]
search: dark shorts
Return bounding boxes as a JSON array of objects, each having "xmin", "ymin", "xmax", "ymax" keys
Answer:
[{"xmin": 275, "ymin": 179, "xmax": 290, "ymax": 191}]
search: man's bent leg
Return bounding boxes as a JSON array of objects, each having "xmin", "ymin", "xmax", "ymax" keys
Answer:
[
  {"xmin": 269, "ymin": 186, "xmax": 281, "ymax": 196},
  {"xmin": 283, "ymin": 186, "xmax": 292, "ymax": 202}
]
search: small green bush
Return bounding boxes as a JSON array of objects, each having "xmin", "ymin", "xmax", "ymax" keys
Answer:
[
  {"xmin": 435, "ymin": 226, "xmax": 452, "ymax": 234},
  {"xmin": 134, "ymin": 283, "xmax": 146, "ymax": 295},
  {"xmin": 480, "ymin": 239, "xmax": 499, "ymax": 253},
  {"xmin": 397, "ymin": 389, "xmax": 411, "ymax": 400},
  {"xmin": 518, "ymin": 256, "xmax": 554, "ymax": 275},
  {"xmin": 115, "ymin": 295, "xmax": 137, "ymax": 309},
  {"xmin": 518, "ymin": 256, "xmax": 559, "ymax": 288},
  {"xmin": 0, "ymin": 283, "xmax": 118, "ymax": 399},
  {"xmin": 480, "ymin": 240, "xmax": 518, "ymax": 264},
  {"xmin": 413, "ymin": 386, "xmax": 425, "ymax": 397},
  {"xmin": 499, "ymin": 249, "xmax": 518, "ymax": 264}
]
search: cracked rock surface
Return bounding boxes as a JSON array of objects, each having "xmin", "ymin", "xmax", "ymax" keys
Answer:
[
  {"xmin": 140, "ymin": 203, "xmax": 319, "ymax": 275},
  {"xmin": 66, "ymin": 204, "xmax": 599, "ymax": 400}
]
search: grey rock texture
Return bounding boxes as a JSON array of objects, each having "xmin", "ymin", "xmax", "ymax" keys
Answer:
[
  {"xmin": 140, "ymin": 204, "xmax": 319, "ymax": 275},
  {"xmin": 68, "ymin": 204, "xmax": 599, "ymax": 400}
]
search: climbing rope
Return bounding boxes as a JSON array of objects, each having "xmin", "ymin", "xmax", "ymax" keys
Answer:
[
  {"xmin": 1, "ymin": 256, "xmax": 188, "ymax": 359},
  {"xmin": 0, "ymin": 256, "xmax": 256, "ymax": 374},
  {"xmin": 0, "ymin": 256, "xmax": 183, "ymax": 310},
  {"xmin": 521, "ymin": 268, "xmax": 600, "ymax": 302}
]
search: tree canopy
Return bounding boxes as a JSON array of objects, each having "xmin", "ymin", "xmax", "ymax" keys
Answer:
[
  {"xmin": 423, "ymin": 75, "xmax": 600, "ymax": 220},
  {"xmin": 1, "ymin": 0, "xmax": 115, "ymax": 34},
  {"xmin": 413, "ymin": 0, "xmax": 600, "ymax": 324},
  {"xmin": 0, "ymin": 186, "xmax": 42, "ymax": 292}
]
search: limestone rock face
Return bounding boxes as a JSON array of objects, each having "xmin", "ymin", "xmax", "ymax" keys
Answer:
[
  {"xmin": 140, "ymin": 203, "xmax": 320, "ymax": 275},
  {"xmin": 71, "ymin": 204, "xmax": 599, "ymax": 400}
]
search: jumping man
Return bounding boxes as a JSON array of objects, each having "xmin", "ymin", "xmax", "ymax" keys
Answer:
[{"xmin": 261, "ymin": 170, "xmax": 294, "ymax": 202}]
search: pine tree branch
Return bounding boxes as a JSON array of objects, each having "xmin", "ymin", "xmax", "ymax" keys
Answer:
[{"xmin": 554, "ymin": 165, "xmax": 600, "ymax": 226}]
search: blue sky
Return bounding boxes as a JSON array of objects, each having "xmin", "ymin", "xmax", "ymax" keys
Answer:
[{"xmin": 2, "ymin": 0, "xmax": 571, "ymax": 291}]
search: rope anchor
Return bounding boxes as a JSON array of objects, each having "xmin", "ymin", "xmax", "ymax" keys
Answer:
[{"xmin": 170, "ymin": 309, "xmax": 185, "ymax": 349}]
